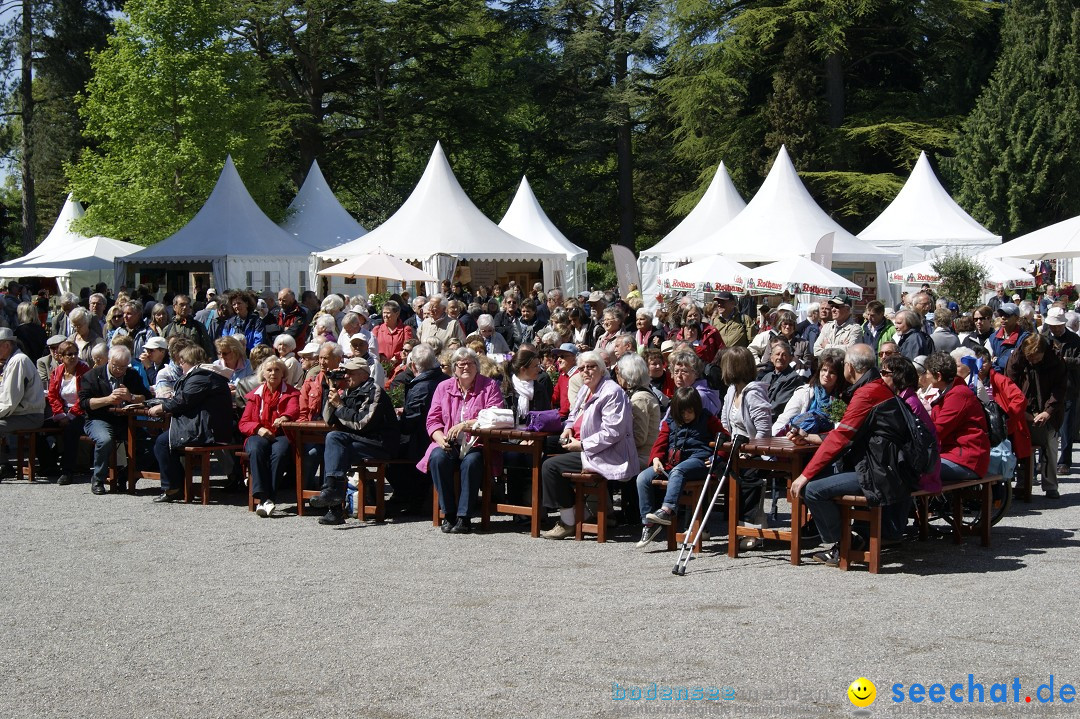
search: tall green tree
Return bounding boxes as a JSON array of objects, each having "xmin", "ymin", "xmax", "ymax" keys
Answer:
[
  {"xmin": 950, "ymin": 0, "xmax": 1080, "ymax": 237},
  {"xmin": 67, "ymin": 0, "xmax": 291, "ymax": 244}
]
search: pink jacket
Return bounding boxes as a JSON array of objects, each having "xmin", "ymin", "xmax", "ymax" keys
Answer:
[
  {"xmin": 417, "ymin": 374, "xmax": 503, "ymax": 473},
  {"xmin": 566, "ymin": 375, "xmax": 639, "ymax": 481}
]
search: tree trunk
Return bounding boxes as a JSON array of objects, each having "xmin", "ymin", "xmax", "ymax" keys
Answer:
[
  {"xmin": 613, "ymin": 0, "xmax": 634, "ymax": 248},
  {"xmin": 824, "ymin": 52, "xmax": 844, "ymax": 128},
  {"xmin": 19, "ymin": 0, "xmax": 35, "ymax": 256}
]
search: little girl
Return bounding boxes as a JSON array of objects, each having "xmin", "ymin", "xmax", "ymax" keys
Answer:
[{"xmin": 634, "ymin": 386, "xmax": 725, "ymax": 548}]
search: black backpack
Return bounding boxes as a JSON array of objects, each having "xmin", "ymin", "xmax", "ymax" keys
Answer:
[
  {"xmin": 893, "ymin": 397, "xmax": 940, "ymax": 487},
  {"xmin": 980, "ymin": 396, "xmax": 1009, "ymax": 447}
]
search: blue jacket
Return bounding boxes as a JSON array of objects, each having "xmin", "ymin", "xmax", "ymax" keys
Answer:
[{"xmin": 223, "ymin": 313, "xmax": 266, "ymax": 351}]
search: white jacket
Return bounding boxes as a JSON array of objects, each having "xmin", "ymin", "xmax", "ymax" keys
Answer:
[
  {"xmin": 0, "ymin": 351, "xmax": 45, "ymax": 418},
  {"xmin": 772, "ymin": 384, "xmax": 813, "ymax": 436}
]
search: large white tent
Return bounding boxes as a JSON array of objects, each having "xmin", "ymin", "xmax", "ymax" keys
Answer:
[
  {"xmin": 498, "ymin": 176, "xmax": 587, "ymax": 297},
  {"xmin": 0, "ymin": 195, "xmax": 141, "ymax": 293},
  {"xmin": 982, "ymin": 215, "xmax": 1080, "ymax": 260},
  {"xmin": 118, "ymin": 156, "xmax": 322, "ymax": 294},
  {"xmin": 316, "ymin": 142, "xmax": 564, "ymax": 295},
  {"xmin": 859, "ymin": 151, "xmax": 1001, "ymax": 303},
  {"xmin": 668, "ymin": 146, "xmax": 892, "ymax": 264},
  {"xmin": 639, "ymin": 162, "xmax": 745, "ymax": 305}
]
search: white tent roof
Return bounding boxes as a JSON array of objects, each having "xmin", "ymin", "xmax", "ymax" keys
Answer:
[
  {"xmin": 316, "ymin": 143, "xmax": 563, "ymax": 263},
  {"xmin": 0, "ymin": 194, "xmax": 86, "ymax": 269},
  {"xmin": 16, "ymin": 235, "xmax": 143, "ymax": 272},
  {"xmin": 858, "ymin": 151, "xmax": 1000, "ymax": 248},
  {"xmin": 667, "ymin": 146, "xmax": 892, "ymax": 263},
  {"xmin": 887, "ymin": 254, "xmax": 1035, "ymax": 290},
  {"xmin": 317, "ymin": 246, "xmax": 440, "ymax": 282},
  {"xmin": 125, "ymin": 155, "xmax": 320, "ymax": 264},
  {"xmin": 745, "ymin": 256, "xmax": 862, "ymax": 298},
  {"xmin": 281, "ymin": 159, "xmax": 367, "ymax": 250},
  {"xmin": 498, "ymin": 176, "xmax": 586, "ymax": 261},
  {"xmin": 981, "ymin": 215, "xmax": 1080, "ymax": 260},
  {"xmin": 642, "ymin": 162, "xmax": 746, "ymax": 258}
]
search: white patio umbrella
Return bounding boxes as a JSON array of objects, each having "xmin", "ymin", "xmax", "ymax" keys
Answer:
[
  {"xmin": 982, "ymin": 215, "xmax": 1080, "ymax": 260},
  {"xmin": 887, "ymin": 255, "xmax": 1035, "ymax": 291},
  {"xmin": 744, "ymin": 256, "xmax": 863, "ymax": 299},
  {"xmin": 317, "ymin": 246, "xmax": 439, "ymax": 283},
  {"xmin": 655, "ymin": 255, "xmax": 752, "ymax": 295}
]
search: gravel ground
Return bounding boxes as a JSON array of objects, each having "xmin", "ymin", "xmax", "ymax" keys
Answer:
[{"xmin": 2, "ymin": 470, "xmax": 1080, "ymax": 719}]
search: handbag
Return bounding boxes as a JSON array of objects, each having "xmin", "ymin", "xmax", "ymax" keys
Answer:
[
  {"xmin": 525, "ymin": 409, "xmax": 563, "ymax": 433},
  {"xmin": 475, "ymin": 408, "xmax": 515, "ymax": 429}
]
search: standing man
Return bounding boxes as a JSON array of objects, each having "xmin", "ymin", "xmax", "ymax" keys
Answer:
[
  {"xmin": 419, "ymin": 296, "xmax": 466, "ymax": 347},
  {"xmin": 1041, "ymin": 307, "xmax": 1080, "ymax": 475},
  {"xmin": 163, "ymin": 294, "xmax": 215, "ymax": 359},
  {"xmin": 51, "ymin": 292, "xmax": 80, "ymax": 338},
  {"xmin": 78, "ymin": 345, "xmax": 150, "ymax": 495},
  {"xmin": 859, "ymin": 300, "xmax": 895, "ymax": 354},
  {"xmin": 911, "ymin": 292, "xmax": 935, "ymax": 335},
  {"xmin": 88, "ymin": 293, "xmax": 108, "ymax": 335},
  {"xmin": 814, "ymin": 296, "xmax": 864, "ymax": 355},
  {"xmin": 710, "ymin": 291, "xmax": 754, "ymax": 348},
  {"xmin": 893, "ymin": 310, "xmax": 933, "ymax": 361},
  {"xmin": 1039, "ymin": 284, "xmax": 1059, "ymax": 315},
  {"xmin": 987, "ymin": 303, "xmax": 1029, "ymax": 372},
  {"xmin": 405, "ymin": 296, "xmax": 427, "ymax": 333},
  {"xmin": 269, "ymin": 288, "xmax": 310, "ymax": 346},
  {"xmin": 0, "ymin": 328, "xmax": 45, "ymax": 479}
]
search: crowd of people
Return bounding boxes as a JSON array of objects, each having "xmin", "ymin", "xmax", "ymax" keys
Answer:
[{"xmin": 0, "ymin": 276, "xmax": 1069, "ymax": 567}]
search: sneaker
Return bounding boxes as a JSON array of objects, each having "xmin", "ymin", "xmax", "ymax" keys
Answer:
[
  {"xmin": 540, "ymin": 521, "xmax": 574, "ymax": 540},
  {"xmin": 645, "ymin": 506, "xmax": 675, "ymax": 526},
  {"xmin": 255, "ymin": 500, "xmax": 276, "ymax": 518},
  {"xmin": 812, "ymin": 544, "xmax": 841, "ymax": 567},
  {"xmin": 635, "ymin": 524, "xmax": 663, "ymax": 549}
]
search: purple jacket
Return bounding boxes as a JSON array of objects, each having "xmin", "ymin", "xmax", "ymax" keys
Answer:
[
  {"xmin": 566, "ymin": 375, "xmax": 639, "ymax": 481},
  {"xmin": 417, "ymin": 374, "xmax": 503, "ymax": 473},
  {"xmin": 899, "ymin": 386, "xmax": 942, "ymax": 493}
]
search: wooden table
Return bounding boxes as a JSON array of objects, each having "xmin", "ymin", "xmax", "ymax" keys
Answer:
[
  {"xmin": 111, "ymin": 406, "xmax": 169, "ymax": 492},
  {"xmin": 475, "ymin": 427, "xmax": 552, "ymax": 538},
  {"xmin": 726, "ymin": 436, "xmax": 816, "ymax": 566},
  {"xmin": 280, "ymin": 421, "xmax": 330, "ymax": 516}
]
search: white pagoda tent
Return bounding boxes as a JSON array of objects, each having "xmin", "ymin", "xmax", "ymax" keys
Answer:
[
  {"xmin": 0, "ymin": 195, "xmax": 142, "ymax": 293},
  {"xmin": 281, "ymin": 159, "xmax": 369, "ymax": 296},
  {"xmin": 498, "ymin": 176, "xmax": 587, "ymax": 297},
  {"xmin": 639, "ymin": 162, "xmax": 745, "ymax": 306},
  {"xmin": 316, "ymin": 143, "xmax": 564, "ymax": 296},
  {"xmin": 118, "ymin": 156, "xmax": 321, "ymax": 294},
  {"xmin": 859, "ymin": 151, "xmax": 1001, "ymax": 302},
  {"xmin": 665, "ymin": 146, "xmax": 895, "ymax": 301}
]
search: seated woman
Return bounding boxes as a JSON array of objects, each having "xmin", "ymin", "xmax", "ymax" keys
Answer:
[
  {"xmin": 720, "ymin": 346, "xmax": 773, "ymax": 540},
  {"xmin": 634, "ymin": 386, "xmax": 721, "ymax": 548},
  {"xmin": 500, "ymin": 348, "xmax": 554, "ymax": 426},
  {"xmin": 312, "ymin": 314, "xmax": 338, "ymax": 344},
  {"xmin": 418, "ymin": 348, "xmax": 503, "ymax": 534},
  {"xmin": 224, "ymin": 291, "xmax": 267, "ymax": 351},
  {"xmin": 673, "ymin": 303, "xmax": 723, "ymax": 364},
  {"xmin": 667, "ymin": 348, "xmax": 721, "ymax": 417},
  {"xmin": 273, "ymin": 334, "xmax": 304, "ymax": 387},
  {"xmin": 749, "ymin": 310, "xmax": 812, "ymax": 373},
  {"xmin": 923, "ymin": 351, "xmax": 990, "ymax": 483},
  {"xmin": 969, "ymin": 345, "xmax": 1031, "ymax": 472},
  {"xmin": 214, "ymin": 335, "xmax": 253, "ymax": 387},
  {"xmin": 539, "ymin": 350, "xmax": 639, "ymax": 539},
  {"xmin": 773, "ymin": 348, "xmax": 847, "ymax": 436},
  {"xmin": 235, "ymin": 345, "xmax": 277, "ymax": 413},
  {"xmin": 239, "ymin": 356, "xmax": 300, "ymax": 517},
  {"xmin": 616, "ymin": 352, "xmax": 661, "ymax": 524},
  {"xmin": 46, "ymin": 341, "xmax": 90, "ymax": 485}
]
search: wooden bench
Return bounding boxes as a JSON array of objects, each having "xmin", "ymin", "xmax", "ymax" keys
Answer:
[
  {"xmin": 833, "ymin": 474, "xmax": 1004, "ymax": 574},
  {"xmin": 183, "ymin": 444, "xmax": 246, "ymax": 504},
  {"xmin": 650, "ymin": 477, "xmax": 707, "ymax": 553},
  {"xmin": 14, "ymin": 426, "xmax": 63, "ymax": 484},
  {"xmin": 562, "ymin": 471, "xmax": 609, "ymax": 542}
]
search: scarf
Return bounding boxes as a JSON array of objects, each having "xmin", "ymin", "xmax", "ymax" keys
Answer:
[{"xmin": 512, "ymin": 374, "xmax": 534, "ymax": 422}]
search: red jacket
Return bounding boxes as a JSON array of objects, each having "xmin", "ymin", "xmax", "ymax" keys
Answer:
[
  {"xmin": 930, "ymin": 378, "xmax": 991, "ymax": 477},
  {"xmin": 802, "ymin": 376, "xmax": 894, "ymax": 479},
  {"xmin": 239, "ymin": 382, "xmax": 300, "ymax": 437},
  {"xmin": 372, "ymin": 321, "xmax": 415, "ymax": 364},
  {"xmin": 552, "ymin": 367, "xmax": 580, "ymax": 419},
  {"xmin": 47, "ymin": 361, "xmax": 91, "ymax": 417},
  {"xmin": 675, "ymin": 323, "xmax": 724, "ymax": 364},
  {"xmin": 298, "ymin": 372, "xmax": 327, "ymax": 423},
  {"xmin": 988, "ymin": 369, "xmax": 1031, "ymax": 459}
]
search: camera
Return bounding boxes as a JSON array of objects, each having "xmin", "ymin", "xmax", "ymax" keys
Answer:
[{"xmin": 327, "ymin": 369, "xmax": 348, "ymax": 382}]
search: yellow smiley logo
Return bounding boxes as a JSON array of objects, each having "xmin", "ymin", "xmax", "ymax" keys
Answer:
[{"xmin": 848, "ymin": 678, "xmax": 876, "ymax": 708}]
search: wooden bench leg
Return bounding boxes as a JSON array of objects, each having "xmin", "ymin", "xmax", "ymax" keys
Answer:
[
  {"xmin": 595, "ymin": 483, "xmax": 606, "ymax": 543},
  {"xmin": 981, "ymin": 481, "xmax": 992, "ymax": 547},
  {"xmin": 573, "ymin": 483, "xmax": 586, "ymax": 541},
  {"xmin": 183, "ymin": 457, "xmax": 194, "ymax": 503},
  {"xmin": 867, "ymin": 506, "xmax": 881, "ymax": 574},
  {"xmin": 838, "ymin": 505, "xmax": 853, "ymax": 571},
  {"xmin": 949, "ymin": 490, "xmax": 964, "ymax": 544},
  {"xmin": 201, "ymin": 453, "xmax": 212, "ymax": 505}
]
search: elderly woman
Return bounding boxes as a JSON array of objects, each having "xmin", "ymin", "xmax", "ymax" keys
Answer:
[
  {"xmin": 148, "ymin": 303, "xmax": 169, "ymax": 338},
  {"xmin": 476, "ymin": 314, "xmax": 510, "ymax": 356},
  {"xmin": 235, "ymin": 345, "xmax": 277, "ymax": 412},
  {"xmin": 224, "ymin": 291, "xmax": 266, "ymax": 351},
  {"xmin": 616, "ymin": 352, "xmax": 661, "ymax": 525},
  {"xmin": 68, "ymin": 306, "xmax": 105, "ymax": 366},
  {"xmin": 721, "ymin": 346, "xmax": 773, "ymax": 538},
  {"xmin": 501, "ymin": 348, "xmax": 554, "ymax": 425},
  {"xmin": 539, "ymin": 350, "xmax": 639, "ymax": 539},
  {"xmin": 46, "ymin": 340, "xmax": 90, "ymax": 485},
  {"xmin": 372, "ymin": 299, "xmax": 415, "ymax": 366},
  {"xmin": 15, "ymin": 301, "xmax": 46, "ymax": 362},
  {"xmin": 921, "ymin": 351, "xmax": 991, "ymax": 485},
  {"xmin": 594, "ymin": 307, "xmax": 626, "ymax": 355},
  {"xmin": 213, "ymin": 335, "xmax": 253, "ymax": 387},
  {"xmin": 418, "ymin": 347, "xmax": 503, "ymax": 534},
  {"xmin": 634, "ymin": 307, "xmax": 664, "ymax": 351},
  {"xmin": 239, "ymin": 356, "xmax": 301, "ymax": 517},
  {"xmin": 674, "ymin": 303, "xmax": 723, "ymax": 364},
  {"xmin": 313, "ymin": 314, "xmax": 338, "ymax": 344},
  {"xmin": 773, "ymin": 348, "xmax": 848, "ymax": 436},
  {"xmin": 667, "ymin": 348, "xmax": 721, "ymax": 417},
  {"xmin": 273, "ymin": 334, "xmax": 304, "ymax": 387},
  {"xmin": 749, "ymin": 309, "xmax": 811, "ymax": 373}
]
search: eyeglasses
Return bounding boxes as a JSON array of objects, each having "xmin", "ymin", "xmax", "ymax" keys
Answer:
[
  {"xmin": 454, "ymin": 361, "xmax": 475, "ymax": 369},
  {"xmin": 973, "ymin": 315, "xmax": 986, "ymax": 321},
  {"xmin": 879, "ymin": 370, "xmax": 893, "ymax": 377},
  {"xmin": 61, "ymin": 352, "xmax": 78, "ymax": 358},
  {"xmin": 878, "ymin": 350, "xmax": 896, "ymax": 357},
  {"xmin": 580, "ymin": 364, "xmax": 600, "ymax": 372}
]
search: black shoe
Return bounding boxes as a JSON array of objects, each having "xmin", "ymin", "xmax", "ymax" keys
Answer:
[
  {"xmin": 153, "ymin": 490, "xmax": 182, "ymax": 503},
  {"xmin": 56, "ymin": 474, "xmax": 72, "ymax": 486},
  {"xmin": 309, "ymin": 483, "xmax": 344, "ymax": 508},
  {"xmin": 449, "ymin": 518, "xmax": 473, "ymax": 534},
  {"xmin": 1046, "ymin": 488, "xmax": 1061, "ymax": 499},
  {"xmin": 318, "ymin": 505, "xmax": 346, "ymax": 525},
  {"xmin": 91, "ymin": 482, "xmax": 106, "ymax": 495},
  {"xmin": 440, "ymin": 518, "xmax": 455, "ymax": 533},
  {"xmin": 812, "ymin": 544, "xmax": 841, "ymax": 567}
]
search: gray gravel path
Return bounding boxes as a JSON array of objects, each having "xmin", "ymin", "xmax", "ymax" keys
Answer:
[{"xmin": 2, "ymin": 473, "xmax": 1079, "ymax": 719}]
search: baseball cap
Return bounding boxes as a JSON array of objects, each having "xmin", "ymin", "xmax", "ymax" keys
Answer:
[
  {"xmin": 660, "ymin": 339, "xmax": 676, "ymax": 354},
  {"xmin": 1046, "ymin": 307, "xmax": 1067, "ymax": 326},
  {"xmin": 997, "ymin": 303, "xmax": 1020, "ymax": 317},
  {"xmin": 912, "ymin": 355, "xmax": 928, "ymax": 374},
  {"xmin": 143, "ymin": 337, "xmax": 168, "ymax": 351},
  {"xmin": 588, "ymin": 291, "xmax": 604, "ymax": 303},
  {"xmin": 827, "ymin": 295, "xmax": 852, "ymax": 307},
  {"xmin": 715, "ymin": 291, "xmax": 736, "ymax": 302},
  {"xmin": 298, "ymin": 342, "xmax": 320, "ymax": 357},
  {"xmin": 555, "ymin": 342, "xmax": 579, "ymax": 357},
  {"xmin": 342, "ymin": 356, "xmax": 370, "ymax": 372},
  {"xmin": 47, "ymin": 334, "xmax": 67, "ymax": 347}
]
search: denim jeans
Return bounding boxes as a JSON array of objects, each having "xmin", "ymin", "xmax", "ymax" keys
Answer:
[
  {"xmin": 84, "ymin": 418, "xmax": 122, "ymax": 485},
  {"xmin": 152, "ymin": 430, "xmax": 184, "ymax": 492},
  {"xmin": 940, "ymin": 458, "xmax": 979, "ymax": 484},
  {"xmin": 301, "ymin": 442, "xmax": 323, "ymax": 490},
  {"xmin": 430, "ymin": 446, "xmax": 485, "ymax": 520},
  {"xmin": 245, "ymin": 434, "xmax": 291, "ymax": 502},
  {"xmin": 802, "ymin": 471, "xmax": 863, "ymax": 544},
  {"xmin": 635, "ymin": 458, "xmax": 707, "ymax": 523},
  {"xmin": 323, "ymin": 431, "xmax": 391, "ymax": 482}
]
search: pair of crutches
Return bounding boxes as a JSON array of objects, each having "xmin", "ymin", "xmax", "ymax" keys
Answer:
[{"xmin": 672, "ymin": 432, "xmax": 748, "ymax": 576}]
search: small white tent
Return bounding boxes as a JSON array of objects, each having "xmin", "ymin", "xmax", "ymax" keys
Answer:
[
  {"xmin": 498, "ymin": 176, "xmax": 587, "ymax": 297},
  {"xmin": 316, "ymin": 143, "xmax": 564, "ymax": 295},
  {"xmin": 119, "ymin": 156, "xmax": 321, "ymax": 294},
  {"xmin": 639, "ymin": 162, "xmax": 746, "ymax": 304},
  {"xmin": 859, "ymin": 151, "xmax": 1001, "ymax": 303},
  {"xmin": 0, "ymin": 196, "xmax": 141, "ymax": 293}
]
